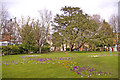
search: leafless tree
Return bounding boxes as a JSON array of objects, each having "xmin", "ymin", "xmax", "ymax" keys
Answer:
[
  {"xmin": 34, "ymin": 9, "xmax": 52, "ymax": 53},
  {"xmin": 109, "ymin": 14, "xmax": 118, "ymax": 32},
  {"xmin": 0, "ymin": 3, "xmax": 19, "ymax": 45},
  {"xmin": 0, "ymin": 3, "xmax": 10, "ymax": 35}
]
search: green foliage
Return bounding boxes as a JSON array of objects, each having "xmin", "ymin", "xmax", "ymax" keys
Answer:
[
  {"xmin": 10, "ymin": 46, "xmax": 20, "ymax": 55},
  {"xmin": 32, "ymin": 45, "xmax": 39, "ymax": 53},
  {"xmin": 53, "ymin": 6, "xmax": 100, "ymax": 51},
  {"xmin": 41, "ymin": 46, "xmax": 50, "ymax": 52},
  {"xmin": 95, "ymin": 20, "xmax": 113, "ymax": 47},
  {"xmin": 18, "ymin": 44, "xmax": 28, "ymax": 54},
  {"xmin": 2, "ymin": 45, "xmax": 28, "ymax": 55},
  {"xmin": 2, "ymin": 44, "xmax": 51, "ymax": 55},
  {"xmin": 66, "ymin": 48, "xmax": 70, "ymax": 51},
  {"xmin": 52, "ymin": 32, "xmax": 63, "ymax": 47},
  {"xmin": 43, "ymin": 41, "xmax": 50, "ymax": 47},
  {"xmin": 18, "ymin": 17, "xmax": 36, "ymax": 53},
  {"xmin": 2, "ymin": 46, "xmax": 11, "ymax": 55}
]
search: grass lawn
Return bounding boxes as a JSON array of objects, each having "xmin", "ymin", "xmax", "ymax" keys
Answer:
[{"xmin": 2, "ymin": 51, "xmax": 118, "ymax": 78}]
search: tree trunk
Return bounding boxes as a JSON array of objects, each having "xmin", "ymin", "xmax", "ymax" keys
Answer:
[
  {"xmin": 70, "ymin": 47, "xmax": 72, "ymax": 52},
  {"xmin": 70, "ymin": 44, "xmax": 74, "ymax": 52},
  {"xmin": 94, "ymin": 46, "xmax": 96, "ymax": 51},
  {"xmin": 62, "ymin": 44, "xmax": 64, "ymax": 52},
  {"xmin": 39, "ymin": 46, "xmax": 42, "ymax": 53},
  {"xmin": 54, "ymin": 46, "xmax": 56, "ymax": 51},
  {"xmin": 9, "ymin": 34, "xmax": 11, "ymax": 46}
]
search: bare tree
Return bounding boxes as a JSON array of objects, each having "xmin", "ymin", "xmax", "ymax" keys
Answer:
[
  {"xmin": 0, "ymin": 3, "xmax": 18, "ymax": 45},
  {"xmin": 39, "ymin": 9, "xmax": 52, "ymax": 44},
  {"xmin": 33, "ymin": 9, "xmax": 52, "ymax": 53},
  {"xmin": 0, "ymin": 3, "xmax": 9, "ymax": 36},
  {"xmin": 109, "ymin": 14, "xmax": 118, "ymax": 32},
  {"xmin": 109, "ymin": 14, "xmax": 118, "ymax": 51}
]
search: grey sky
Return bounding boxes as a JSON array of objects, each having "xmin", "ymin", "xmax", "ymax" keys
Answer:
[{"xmin": 1, "ymin": 0, "xmax": 119, "ymax": 22}]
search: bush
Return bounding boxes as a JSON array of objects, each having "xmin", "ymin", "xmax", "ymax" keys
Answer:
[
  {"xmin": 2, "ymin": 46, "xmax": 12, "ymax": 55},
  {"xmin": 96, "ymin": 48, "xmax": 100, "ymax": 51},
  {"xmin": 2, "ymin": 44, "xmax": 50, "ymax": 55},
  {"xmin": 18, "ymin": 44, "xmax": 28, "ymax": 54},
  {"xmin": 2, "ymin": 44, "xmax": 29, "ymax": 55},
  {"xmin": 10, "ymin": 46, "xmax": 20, "ymax": 55},
  {"xmin": 41, "ymin": 46, "xmax": 50, "ymax": 52},
  {"xmin": 33, "ymin": 45, "xmax": 39, "ymax": 53},
  {"xmin": 66, "ymin": 48, "xmax": 70, "ymax": 51}
]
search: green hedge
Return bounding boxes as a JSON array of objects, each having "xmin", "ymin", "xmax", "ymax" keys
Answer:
[
  {"xmin": 41, "ymin": 46, "xmax": 50, "ymax": 52},
  {"xmin": 2, "ymin": 44, "xmax": 50, "ymax": 55},
  {"xmin": 66, "ymin": 48, "xmax": 70, "ymax": 51}
]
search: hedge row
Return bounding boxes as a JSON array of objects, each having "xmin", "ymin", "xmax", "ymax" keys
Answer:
[{"xmin": 2, "ymin": 44, "xmax": 50, "ymax": 55}]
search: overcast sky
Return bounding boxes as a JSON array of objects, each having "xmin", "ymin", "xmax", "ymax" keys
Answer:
[{"xmin": 1, "ymin": 0, "xmax": 119, "ymax": 22}]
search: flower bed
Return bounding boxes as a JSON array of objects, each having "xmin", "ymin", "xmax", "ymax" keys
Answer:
[{"xmin": 2, "ymin": 55, "xmax": 112, "ymax": 78}]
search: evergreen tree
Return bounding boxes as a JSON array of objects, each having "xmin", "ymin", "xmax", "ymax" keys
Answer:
[{"xmin": 53, "ymin": 6, "xmax": 99, "ymax": 51}]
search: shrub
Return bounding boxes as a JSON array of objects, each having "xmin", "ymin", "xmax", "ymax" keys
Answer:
[
  {"xmin": 2, "ymin": 46, "xmax": 11, "ymax": 55},
  {"xmin": 10, "ymin": 46, "xmax": 20, "ymax": 55},
  {"xmin": 41, "ymin": 46, "xmax": 50, "ymax": 52},
  {"xmin": 18, "ymin": 44, "xmax": 28, "ymax": 54},
  {"xmin": 96, "ymin": 48, "xmax": 100, "ymax": 51},
  {"xmin": 2, "ymin": 44, "xmax": 50, "ymax": 55},
  {"xmin": 2, "ymin": 44, "xmax": 29, "ymax": 55},
  {"xmin": 66, "ymin": 48, "xmax": 70, "ymax": 51},
  {"xmin": 33, "ymin": 45, "xmax": 39, "ymax": 53}
]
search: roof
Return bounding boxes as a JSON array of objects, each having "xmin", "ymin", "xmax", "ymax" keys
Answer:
[{"xmin": 0, "ymin": 35, "xmax": 15, "ymax": 41}]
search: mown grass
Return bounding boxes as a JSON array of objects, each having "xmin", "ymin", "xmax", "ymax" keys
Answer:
[{"xmin": 2, "ymin": 51, "xmax": 118, "ymax": 78}]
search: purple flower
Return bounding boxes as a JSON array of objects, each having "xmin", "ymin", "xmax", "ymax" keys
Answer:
[
  {"xmin": 70, "ymin": 68, "xmax": 72, "ymax": 71},
  {"xmin": 76, "ymin": 71, "xmax": 81, "ymax": 74},
  {"xmin": 94, "ymin": 72, "xmax": 97, "ymax": 74},
  {"xmin": 40, "ymin": 59, "xmax": 43, "ymax": 61},
  {"xmin": 98, "ymin": 71, "xmax": 102, "ymax": 75},
  {"xmin": 79, "ymin": 69, "xmax": 82, "ymax": 72},
  {"xmin": 73, "ymin": 68, "xmax": 75, "ymax": 71},
  {"xmin": 89, "ymin": 69, "xmax": 92, "ymax": 72},
  {"xmin": 74, "ymin": 66, "xmax": 77, "ymax": 68},
  {"xmin": 14, "ymin": 62, "xmax": 17, "ymax": 64},
  {"xmin": 44, "ymin": 58, "xmax": 48, "ymax": 61},
  {"xmin": 109, "ymin": 72, "xmax": 111, "ymax": 75},
  {"xmin": 92, "ymin": 68, "xmax": 94, "ymax": 70},
  {"xmin": 104, "ymin": 72, "xmax": 107, "ymax": 74}
]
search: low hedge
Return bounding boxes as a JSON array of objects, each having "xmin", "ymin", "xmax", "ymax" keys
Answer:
[
  {"xmin": 2, "ymin": 44, "xmax": 50, "ymax": 55},
  {"xmin": 41, "ymin": 46, "xmax": 50, "ymax": 52}
]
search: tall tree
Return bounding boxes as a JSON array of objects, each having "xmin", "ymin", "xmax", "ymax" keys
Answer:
[
  {"xmin": 53, "ymin": 6, "xmax": 99, "ymax": 51},
  {"xmin": 109, "ymin": 14, "xmax": 118, "ymax": 32},
  {"xmin": 52, "ymin": 32, "xmax": 63, "ymax": 51},
  {"xmin": 0, "ymin": 3, "xmax": 10, "ymax": 38},
  {"xmin": 97, "ymin": 20, "xmax": 113, "ymax": 47},
  {"xmin": 38, "ymin": 9, "xmax": 52, "ymax": 44},
  {"xmin": 87, "ymin": 14, "xmax": 102, "ymax": 51},
  {"xmin": 33, "ymin": 19, "xmax": 46, "ymax": 53},
  {"xmin": 17, "ymin": 17, "xmax": 36, "ymax": 53},
  {"xmin": 109, "ymin": 14, "xmax": 118, "ymax": 46},
  {"xmin": 33, "ymin": 9, "xmax": 52, "ymax": 53}
]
